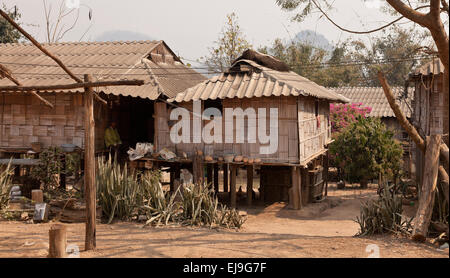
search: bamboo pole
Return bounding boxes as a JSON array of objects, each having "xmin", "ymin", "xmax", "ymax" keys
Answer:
[
  {"xmin": 0, "ymin": 9, "xmax": 82, "ymax": 83},
  {"xmin": 84, "ymin": 74, "xmax": 96, "ymax": 251},
  {"xmin": 0, "ymin": 80, "xmax": 145, "ymax": 92},
  {"xmin": 0, "ymin": 64, "xmax": 54, "ymax": 108},
  {"xmin": 412, "ymin": 135, "xmax": 441, "ymax": 242}
]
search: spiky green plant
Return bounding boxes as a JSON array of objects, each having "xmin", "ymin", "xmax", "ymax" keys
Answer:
[
  {"xmin": 140, "ymin": 171, "xmax": 180, "ymax": 226},
  {"xmin": 356, "ymin": 183, "xmax": 413, "ymax": 236},
  {"xmin": 96, "ymin": 155, "xmax": 141, "ymax": 223},
  {"xmin": 180, "ymin": 183, "xmax": 246, "ymax": 228},
  {"xmin": 0, "ymin": 162, "xmax": 13, "ymax": 210}
]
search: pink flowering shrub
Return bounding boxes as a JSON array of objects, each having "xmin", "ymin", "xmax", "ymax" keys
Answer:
[{"xmin": 330, "ymin": 103, "xmax": 372, "ymax": 134}]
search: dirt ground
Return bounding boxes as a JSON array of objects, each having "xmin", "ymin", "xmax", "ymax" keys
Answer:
[{"xmin": 0, "ymin": 184, "xmax": 448, "ymax": 258}]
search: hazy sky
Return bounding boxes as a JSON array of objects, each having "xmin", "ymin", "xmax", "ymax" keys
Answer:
[{"xmin": 3, "ymin": 0, "xmax": 412, "ymax": 62}]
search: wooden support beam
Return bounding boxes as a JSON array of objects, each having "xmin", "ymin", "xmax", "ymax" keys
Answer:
[
  {"xmin": 213, "ymin": 164, "xmax": 219, "ymax": 193},
  {"xmin": 230, "ymin": 165, "xmax": 237, "ymax": 208},
  {"xmin": 246, "ymin": 165, "xmax": 253, "ymax": 206},
  {"xmin": 0, "ymin": 64, "xmax": 54, "ymax": 108},
  {"xmin": 0, "ymin": 9, "xmax": 82, "ymax": 83},
  {"xmin": 290, "ymin": 166, "xmax": 301, "ymax": 210},
  {"xmin": 207, "ymin": 164, "xmax": 213, "ymax": 189},
  {"xmin": 412, "ymin": 135, "xmax": 441, "ymax": 242},
  {"xmin": 0, "ymin": 79, "xmax": 145, "ymax": 92},
  {"xmin": 324, "ymin": 153, "xmax": 329, "ymax": 197},
  {"xmin": 192, "ymin": 151, "xmax": 204, "ymax": 185},
  {"xmin": 223, "ymin": 163, "xmax": 229, "ymax": 192},
  {"xmin": 84, "ymin": 74, "xmax": 96, "ymax": 251},
  {"xmin": 300, "ymin": 167, "xmax": 310, "ymax": 206},
  {"xmin": 48, "ymin": 224, "xmax": 67, "ymax": 258}
]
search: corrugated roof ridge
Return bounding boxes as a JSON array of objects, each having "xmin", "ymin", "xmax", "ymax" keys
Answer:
[{"xmin": 0, "ymin": 40, "xmax": 160, "ymax": 48}]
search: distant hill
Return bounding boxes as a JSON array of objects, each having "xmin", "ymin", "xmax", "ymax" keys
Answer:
[
  {"xmin": 294, "ymin": 30, "xmax": 333, "ymax": 52},
  {"xmin": 95, "ymin": 30, "xmax": 154, "ymax": 41}
]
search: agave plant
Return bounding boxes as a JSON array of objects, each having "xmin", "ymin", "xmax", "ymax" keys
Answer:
[
  {"xmin": 179, "ymin": 183, "xmax": 246, "ymax": 228},
  {"xmin": 0, "ymin": 162, "xmax": 13, "ymax": 210},
  {"xmin": 356, "ymin": 182, "xmax": 413, "ymax": 236},
  {"xmin": 96, "ymin": 155, "xmax": 141, "ymax": 223},
  {"xmin": 140, "ymin": 171, "xmax": 180, "ymax": 226}
]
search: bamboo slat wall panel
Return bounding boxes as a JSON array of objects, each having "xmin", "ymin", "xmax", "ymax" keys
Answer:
[
  {"xmin": 298, "ymin": 98, "xmax": 330, "ymax": 164},
  {"xmin": 0, "ymin": 93, "xmax": 109, "ymax": 150},
  {"xmin": 158, "ymin": 96, "xmax": 302, "ymax": 163}
]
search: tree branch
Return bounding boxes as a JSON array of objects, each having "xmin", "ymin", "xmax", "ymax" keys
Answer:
[
  {"xmin": 386, "ymin": 0, "xmax": 432, "ymax": 28},
  {"xmin": 378, "ymin": 71, "xmax": 425, "ymax": 152},
  {"xmin": 310, "ymin": 0, "xmax": 430, "ymax": 34}
]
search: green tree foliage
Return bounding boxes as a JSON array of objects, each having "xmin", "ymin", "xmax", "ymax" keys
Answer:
[
  {"xmin": 346, "ymin": 26, "xmax": 432, "ymax": 86},
  {"xmin": 259, "ymin": 39, "xmax": 362, "ymax": 87},
  {"xmin": 199, "ymin": 13, "xmax": 252, "ymax": 73},
  {"xmin": 0, "ymin": 4, "xmax": 22, "ymax": 43},
  {"xmin": 329, "ymin": 117, "xmax": 403, "ymax": 187},
  {"xmin": 260, "ymin": 25, "xmax": 430, "ymax": 87}
]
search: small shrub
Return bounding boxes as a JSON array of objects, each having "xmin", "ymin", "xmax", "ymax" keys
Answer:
[{"xmin": 31, "ymin": 147, "xmax": 64, "ymax": 190}]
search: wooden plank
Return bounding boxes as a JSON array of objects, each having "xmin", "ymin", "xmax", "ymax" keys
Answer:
[
  {"xmin": 246, "ymin": 164, "xmax": 253, "ymax": 206},
  {"xmin": 230, "ymin": 164, "xmax": 237, "ymax": 208},
  {"xmin": 223, "ymin": 163, "xmax": 229, "ymax": 192},
  {"xmin": 84, "ymin": 74, "xmax": 96, "ymax": 251},
  {"xmin": 213, "ymin": 164, "xmax": 219, "ymax": 193}
]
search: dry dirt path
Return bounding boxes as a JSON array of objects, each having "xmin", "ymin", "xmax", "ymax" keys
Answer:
[{"xmin": 0, "ymin": 185, "xmax": 448, "ymax": 258}]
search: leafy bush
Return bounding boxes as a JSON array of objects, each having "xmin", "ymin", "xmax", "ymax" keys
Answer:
[
  {"xmin": 31, "ymin": 147, "xmax": 64, "ymax": 190},
  {"xmin": 329, "ymin": 117, "xmax": 403, "ymax": 187},
  {"xmin": 356, "ymin": 183, "xmax": 413, "ymax": 236},
  {"xmin": 0, "ymin": 163, "xmax": 13, "ymax": 210}
]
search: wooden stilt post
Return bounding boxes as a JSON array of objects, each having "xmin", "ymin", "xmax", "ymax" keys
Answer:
[
  {"xmin": 246, "ymin": 165, "xmax": 253, "ymax": 206},
  {"xmin": 84, "ymin": 74, "xmax": 96, "ymax": 251},
  {"xmin": 193, "ymin": 151, "xmax": 204, "ymax": 185},
  {"xmin": 207, "ymin": 164, "xmax": 213, "ymax": 189},
  {"xmin": 170, "ymin": 170, "xmax": 175, "ymax": 192},
  {"xmin": 48, "ymin": 224, "xmax": 67, "ymax": 258},
  {"xmin": 230, "ymin": 164, "xmax": 237, "ymax": 208},
  {"xmin": 412, "ymin": 135, "xmax": 441, "ymax": 242},
  {"xmin": 223, "ymin": 163, "xmax": 229, "ymax": 192},
  {"xmin": 290, "ymin": 166, "xmax": 300, "ymax": 210},
  {"xmin": 213, "ymin": 164, "xmax": 219, "ymax": 193},
  {"xmin": 324, "ymin": 153, "xmax": 329, "ymax": 197}
]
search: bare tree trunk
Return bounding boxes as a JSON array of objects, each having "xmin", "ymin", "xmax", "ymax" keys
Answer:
[
  {"xmin": 412, "ymin": 135, "xmax": 441, "ymax": 242},
  {"xmin": 378, "ymin": 72, "xmax": 426, "ymax": 152}
]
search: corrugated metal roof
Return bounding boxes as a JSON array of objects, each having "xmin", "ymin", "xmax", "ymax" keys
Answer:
[
  {"xmin": 0, "ymin": 40, "xmax": 205, "ymax": 99},
  {"xmin": 329, "ymin": 87, "xmax": 414, "ymax": 118},
  {"xmin": 169, "ymin": 59, "xmax": 349, "ymax": 103},
  {"xmin": 412, "ymin": 59, "xmax": 444, "ymax": 76}
]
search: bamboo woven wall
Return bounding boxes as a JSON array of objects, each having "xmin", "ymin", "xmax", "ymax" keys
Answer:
[
  {"xmin": 158, "ymin": 95, "xmax": 331, "ymax": 164},
  {"xmin": 0, "ymin": 92, "xmax": 109, "ymax": 150},
  {"xmin": 297, "ymin": 98, "xmax": 330, "ymax": 164}
]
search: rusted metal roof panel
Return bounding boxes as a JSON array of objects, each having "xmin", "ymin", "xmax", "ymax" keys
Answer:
[
  {"xmin": 329, "ymin": 87, "xmax": 414, "ymax": 118},
  {"xmin": 0, "ymin": 41, "xmax": 205, "ymax": 99},
  {"xmin": 169, "ymin": 59, "xmax": 349, "ymax": 103}
]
